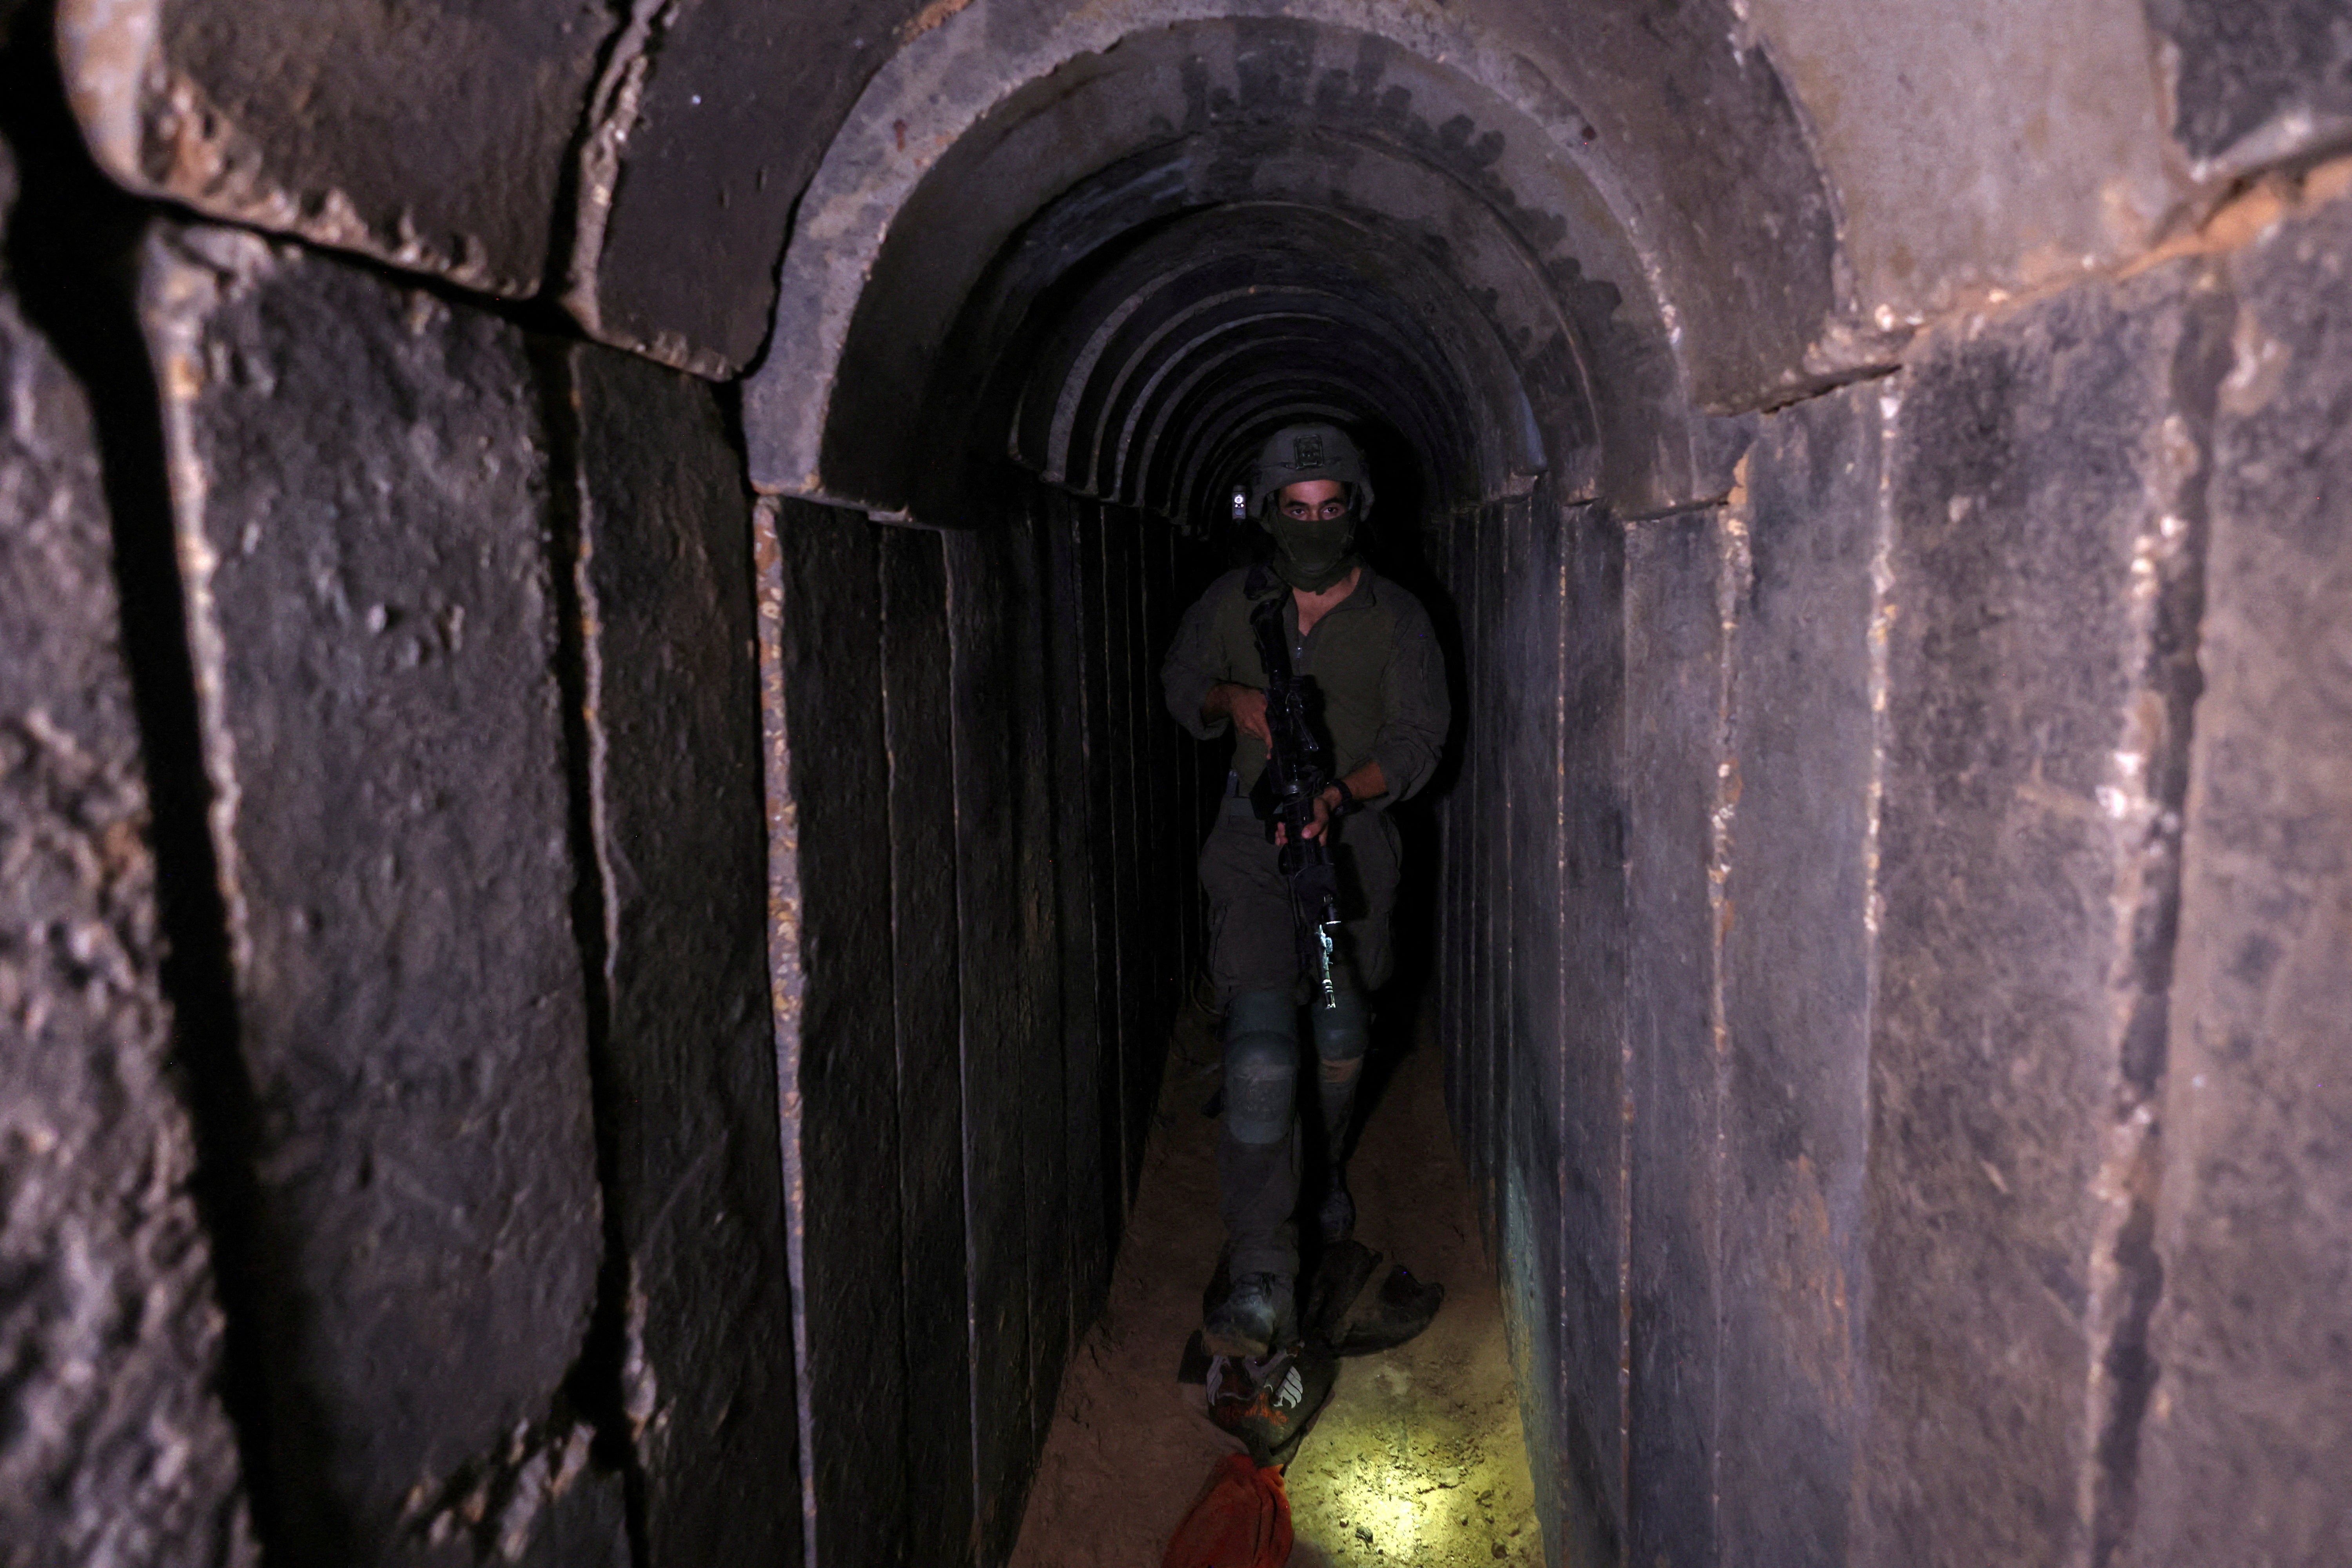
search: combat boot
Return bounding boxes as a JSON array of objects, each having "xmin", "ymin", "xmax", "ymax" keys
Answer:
[{"xmin": 1204, "ymin": 1270, "xmax": 1296, "ymax": 1359}]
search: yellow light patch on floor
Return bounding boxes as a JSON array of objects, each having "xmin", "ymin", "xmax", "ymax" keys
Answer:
[
  {"xmin": 1011, "ymin": 1000, "xmax": 1543, "ymax": 1567},
  {"xmin": 1282, "ymin": 1025, "xmax": 1543, "ymax": 1568},
  {"xmin": 1285, "ymin": 1344, "xmax": 1540, "ymax": 1566}
]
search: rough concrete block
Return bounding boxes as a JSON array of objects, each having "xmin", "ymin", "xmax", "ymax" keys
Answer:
[
  {"xmin": 2146, "ymin": 0, "xmax": 2352, "ymax": 172},
  {"xmin": 1062, "ymin": 504, "xmax": 1132, "ymax": 1205},
  {"xmin": 758, "ymin": 497, "xmax": 910, "ymax": 1566},
  {"xmin": 566, "ymin": 0, "xmax": 929, "ymax": 375},
  {"xmin": 1859, "ymin": 264, "xmax": 2228, "ymax": 1568},
  {"xmin": 139, "ymin": 227, "xmax": 608, "ymax": 1563},
  {"xmin": 1101, "ymin": 521, "xmax": 1157, "ymax": 1167},
  {"xmin": 1623, "ymin": 508, "xmax": 1726, "ymax": 1568},
  {"xmin": 1471, "ymin": 494, "xmax": 1553, "ymax": 1561},
  {"xmin": 0, "ymin": 143, "xmax": 254, "ymax": 1568},
  {"xmin": 1001, "ymin": 508, "xmax": 1076, "ymax": 1495},
  {"xmin": 946, "ymin": 518, "xmax": 1042, "ymax": 1564},
  {"xmin": 1560, "ymin": 506, "xmax": 1630, "ymax": 1563},
  {"xmin": 2123, "ymin": 193, "xmax": 2352, "ymax": 1568},
  {"xmin": 1037, "ymin": 496, "xmax": 1115, "ymax": 1350},
  {"xmin": 1439, "ymin": 504, "xmax": 1504, "ymax": 1224},
  {"xmin": 564, "ymin": 344, "xmax": 800, "ymax": 1565},
  {"xmin": 1718, "ymin": 382, "xmax": 1884, "ymax": 1568},
  {"xmin": 60, "ymin": 0, "xmax": 614, "ymax": 296},
  {"xmin": 877, "ymin": 523, "xmax": 976, "ymax": 1568},
  {"xmin": 1510, "ymin": 497, "xmax": 1627, "ymax": 1566},
  {"xmin": 1744, "ymin": 0, "xmax": 2178, "ymax": 334}
]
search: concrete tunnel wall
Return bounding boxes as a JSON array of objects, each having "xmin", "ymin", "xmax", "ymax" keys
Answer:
[{"xmin": 5, "ymin": 2, "xmax": 2352, "ymax": 1566}]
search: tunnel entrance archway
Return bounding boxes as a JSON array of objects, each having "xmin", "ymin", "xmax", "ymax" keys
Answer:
[
  {"xmin": 745, "ymin": 10, "xmax": 1840, "ymax": 1565},
  {"xmin": 744, "ymin": 8, "xmax": 1840, "ymax": 523}
]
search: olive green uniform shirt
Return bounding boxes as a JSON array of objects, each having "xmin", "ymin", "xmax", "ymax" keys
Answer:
[{"xmin": 1161, "ymin": 564, "xmax": 1450, "ymax": 804}]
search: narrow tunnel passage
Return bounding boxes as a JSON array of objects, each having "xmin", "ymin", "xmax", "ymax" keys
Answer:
[
  {"xmin": 746, "ymin": 21, "xmax": 1757, "ymax": 1562},
  {"xmin": 758, "ymin": 189, "xmax": 1561, "ymax": 1564},
  {"xmin": 14, "ymin": 4, "xmax": 2352, "ymax": 1566}
]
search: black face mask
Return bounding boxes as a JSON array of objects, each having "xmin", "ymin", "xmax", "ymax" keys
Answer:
[{"xmin": 1270, "ymin": 511, "xmax": 1356, "ymax": 591}]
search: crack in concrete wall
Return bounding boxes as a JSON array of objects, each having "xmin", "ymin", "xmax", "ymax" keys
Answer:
[
  {"xmin": 538, "ymin": 336, "xmax": 657, "ymax": 1568},
  {"xmin": 559, "ymin": 0, "xmax": 701, "ymax": 370}
]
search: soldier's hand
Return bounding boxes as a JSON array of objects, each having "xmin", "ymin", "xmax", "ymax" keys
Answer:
[
  {"xmin": 1207, "ymin": 682, "xmax": 1272, "ymax": 747},
  {"xmin": 1279, "ymin": 788, "xmax": 1337, "ymax": 845},
  {"xmin": 1303, "ymin": 786, "xmax": 1336, "ymax": 841}
]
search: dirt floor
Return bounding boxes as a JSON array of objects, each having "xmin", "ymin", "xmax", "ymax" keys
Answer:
[{"xmin": 1009, "ymin": 1000, "xmax": 1542, "ymax": 1568}]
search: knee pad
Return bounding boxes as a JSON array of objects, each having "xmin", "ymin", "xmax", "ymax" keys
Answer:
[
  {"xmin": 1309, "ymin": 987, "xmax": 1371, "ymax": 1071},
  {"xmin": 1223, "ymin": 989, "xmax": 1299, "ymax": 1145}
]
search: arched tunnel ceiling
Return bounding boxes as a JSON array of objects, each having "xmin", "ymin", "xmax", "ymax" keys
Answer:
[
  {"xmin": 903, "ymin": 154, "xmax": 1581, "ymax": 523},
  {"xmin": 966, "ymin": 203, "xmax": 1527, "ymax": 523},
  {"xmin": 743, "ymin": 11, "xmax": 1833, "ymax": 522}
]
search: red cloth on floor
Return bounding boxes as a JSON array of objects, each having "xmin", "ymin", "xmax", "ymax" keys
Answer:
[{"xmin": 1161, "ymin": 1452, "xmax": 1294, "ymax": 1568}]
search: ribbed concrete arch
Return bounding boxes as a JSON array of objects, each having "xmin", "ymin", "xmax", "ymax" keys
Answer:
[
  {"xmin": 980, "ymin": 189, "xmax": 1546, "ymax": 529},
  {"xmin": 741, "ymin": 1, "xmax": 1838, "ymax": 522},
  {"xmin": 1012, "ymin": 206, "xmax": 1506, "ymax": 516}
]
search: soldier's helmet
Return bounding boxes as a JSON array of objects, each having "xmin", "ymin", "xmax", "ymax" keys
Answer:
[{"xmin": 1249, "ymin": 423, "xmax": 1375, "ymax": 525}]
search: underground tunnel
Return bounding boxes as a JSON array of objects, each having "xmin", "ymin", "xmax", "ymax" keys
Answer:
[{"xmin": 5, "ymin": 2, "xmax": 2352, "ymax": 1567}]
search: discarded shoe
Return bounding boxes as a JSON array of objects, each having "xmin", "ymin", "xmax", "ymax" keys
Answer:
[
  {"xmin": 1204, "ymin": 1270, "xmax": 1295, "ymax": 1360},
  {"xmin": 1332, "ymin": 1263, "xmax": 1445, "ymax": 1356},
  {"xmin": 1206, "ymin": 1342, "xmax": 1338, "ymax": 1466},
  {"xmin": 1176, "ymin": 1248, "xmax": 1442, "ymax": 1476}
]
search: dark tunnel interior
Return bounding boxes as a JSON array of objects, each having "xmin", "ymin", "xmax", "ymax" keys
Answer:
[
  {"xmin": 750, "ymin": 29, "xmax": 1727, "ymax": 1557},
  {"xmin": 9, "ymin": 3, "xmax": 2352, "ymax": 1566}
]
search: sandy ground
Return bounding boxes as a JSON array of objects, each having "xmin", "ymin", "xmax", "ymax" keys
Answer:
[{"xmin": 1009, "ymin": 1001, "xmax": 1541, "ymax": 1567}]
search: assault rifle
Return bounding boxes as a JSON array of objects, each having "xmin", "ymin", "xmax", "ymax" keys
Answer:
[{"xmin": 1247, "ymin": 592, "xmax": 1344, "ymax": 1011}]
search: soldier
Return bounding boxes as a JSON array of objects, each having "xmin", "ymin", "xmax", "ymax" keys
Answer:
[{"xmin": 1161, "ymin": 422, "xmax": 1452, "ymax": 1359}]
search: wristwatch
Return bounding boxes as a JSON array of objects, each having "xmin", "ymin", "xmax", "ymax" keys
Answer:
[{"xmin": 1325, "ymin": 778, "xmax": 1359, "ymax": 817}]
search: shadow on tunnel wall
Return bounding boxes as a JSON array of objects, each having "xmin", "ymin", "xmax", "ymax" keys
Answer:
[{"xmin": 757, "ymin": 470, "xmax": 1219, "ymax": 1566}]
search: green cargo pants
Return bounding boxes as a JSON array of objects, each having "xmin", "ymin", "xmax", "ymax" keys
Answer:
[{"xmin": 1201, "ymin": 796, "xmax": 1398, "ymax": 1280}]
